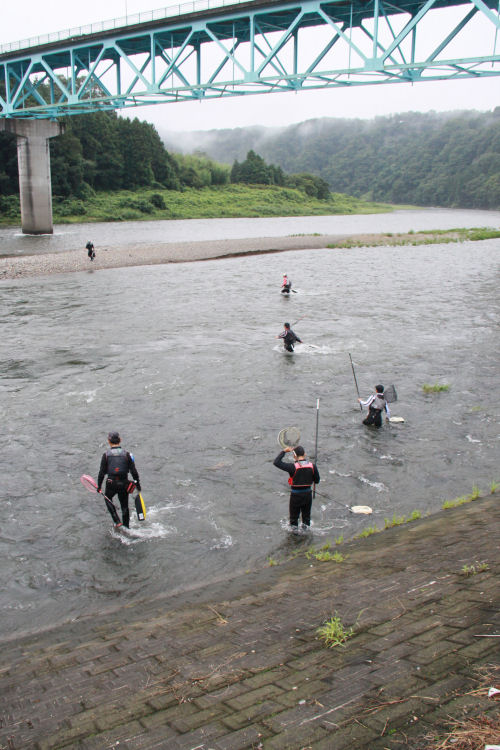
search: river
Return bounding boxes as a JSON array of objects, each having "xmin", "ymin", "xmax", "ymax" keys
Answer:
[
  {"xmin": 1, "ymin": 209, "xmax": 499, "ymax": 640},
  {"xmin": 1, "ymin": 206, "xmax": 500, "ymax": 256}
]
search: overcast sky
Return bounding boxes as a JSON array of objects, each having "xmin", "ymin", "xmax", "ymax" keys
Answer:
[{"xmin": 2, "ymin": 0, "xmax": 498, "ymax": 132}]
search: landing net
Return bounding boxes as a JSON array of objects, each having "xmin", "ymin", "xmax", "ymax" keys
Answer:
[
  {"xmin": 80, "ymin": 474, "xmax": 98, "ymax": 492},
  {"xmin": 384, "ymin": 384, "xmax": 398, "ymax": 403},
  {"xmin": 278, "ymin": 427, "xmax": 301, "ymax": 449}
]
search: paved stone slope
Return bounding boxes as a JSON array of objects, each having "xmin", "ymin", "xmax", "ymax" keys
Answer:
[{"xmin": 1, "ymin": 497, "xmax": 498, "ymax": 750}]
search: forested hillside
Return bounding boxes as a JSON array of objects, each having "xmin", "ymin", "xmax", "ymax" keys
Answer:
[
  {"xmin": 162, "ymin": 109, "xmax": 500, "ymax": 209},
  {"xmin": 0, "ymin": 111, "xmax": 330, "ymax": 215}
]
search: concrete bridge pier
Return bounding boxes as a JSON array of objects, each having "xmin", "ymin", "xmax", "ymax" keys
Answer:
[{"xmin": 0, "ymin": 119, "xmax": 62, "ymax": 234}]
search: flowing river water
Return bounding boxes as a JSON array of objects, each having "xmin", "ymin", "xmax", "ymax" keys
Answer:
[{"xmin": 1, "ymin": 209, "xmax": 499, "ymax": 640}]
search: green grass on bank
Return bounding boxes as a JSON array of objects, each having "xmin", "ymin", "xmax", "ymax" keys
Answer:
[
  {"xmin": 327, "ymin": 226, "xmax": 500, "ymax": 249},
  {"xmin": 0, "ymin": 184, "xmax": 394, "ymax": 226}
]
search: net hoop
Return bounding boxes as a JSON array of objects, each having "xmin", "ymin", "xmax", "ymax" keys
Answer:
[
  {"xmin": 351, "ymin": 505, "xmax": 372, "ymax": 515},
  {"xmin": 389, "ymin": 416, "xmax": 405, "ymax": 423},
  {"xmin": 384, "ymin": 384, "xmax": 398, "ymax": 403},
  {"xmin": 278, "ymin": 427, "xmax": 301, "ymax": 449},
  {"xmin": 81, "ymin": 474, "xmax": 98, "ymax": 492}
]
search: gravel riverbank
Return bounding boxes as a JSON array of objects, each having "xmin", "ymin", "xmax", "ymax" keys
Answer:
[{"xmin": 0, "ymin": 234, "xmax": 346, "ymax": 280}]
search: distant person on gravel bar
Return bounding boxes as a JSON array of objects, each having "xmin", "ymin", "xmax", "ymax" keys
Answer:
[{"xmin": 86, "ymin": 241, "xmax": 95, "ymax": 261}]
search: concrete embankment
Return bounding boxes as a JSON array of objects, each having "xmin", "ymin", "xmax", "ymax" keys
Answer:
[{"xmin": 0, "ymin": 496, "xmax": 498, "ymax": 749}]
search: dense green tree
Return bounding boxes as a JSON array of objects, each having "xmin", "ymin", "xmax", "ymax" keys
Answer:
[
  {"xmin": 230, "ymin": 150, "xmax": 330, "ymax": 197},
  {"xmin": 0, "ymin": 132, "xmax": 18, "ymax": 195},
  {"xmin": 0, "ymin": 110, "xmax": 180, "ymax": 196},
  {"xmin": 232, "ymin": 150, "xmax": 272, "ymax": 184}
]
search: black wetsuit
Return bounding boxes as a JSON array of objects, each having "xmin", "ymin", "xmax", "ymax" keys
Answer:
[
  {"xmin": 281, "ymin": 279, "xmax": 291, "ymax": 294},
  {"xmin": 273, "ymin": 451, "xmax": 320, "ymax": 528},
  {"xmin": 86, "ymin": 242, "xmax": 95, "ymax": 261},
  {"xmin": 279, "ymin": 328, "xmax": 302, "ymax": 352},
  {"xmin": 97, "ymin": 446, "xmax": 140, "ymax": 527}
]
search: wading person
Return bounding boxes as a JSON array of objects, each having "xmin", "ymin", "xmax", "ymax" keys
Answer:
[
  {"xmin": 273, "ymin": 445, "xmax": 320, "ymax": 532},
  {"xmin": 281, "ymin": 274, "xmax": 292, "ymax": 294},
  {"xmin": 86, "ymin": 240, "xmax": 95, "ymax": 261},
  {"xmin": 277, "ymin": 322, "xmax": 302, "ymax": 352},
  {"xmin": 359, "ymin": 384, "xmax": 390, "ymax": 428},
  {"xmin": 97, "ymin": 431, "xmax": 141, "ymax": 528}
]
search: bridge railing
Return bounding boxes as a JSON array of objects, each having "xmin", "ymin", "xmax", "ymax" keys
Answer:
[{"xmin": 0, "ymin": 0, "xmax": 248, "ymax": 55}]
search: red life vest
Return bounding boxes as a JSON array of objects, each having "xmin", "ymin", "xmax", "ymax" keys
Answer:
[{"xmin": 288, "ymin": 460, "xmax": 315, "ymax": 487}]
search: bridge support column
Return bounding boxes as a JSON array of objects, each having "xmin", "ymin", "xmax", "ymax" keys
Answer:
[{"xmin": 0, "ymin": 119, "xmax": 62, "ymax": 234}]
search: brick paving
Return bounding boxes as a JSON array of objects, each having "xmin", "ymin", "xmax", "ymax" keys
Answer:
[{"xmin": 0, "ymin": 496, "xmax": 498, "ymax": 750}]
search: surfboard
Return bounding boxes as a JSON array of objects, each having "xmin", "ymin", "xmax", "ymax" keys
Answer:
[{"xmin": 135, "ymin": 492, "xmax": 147, "ymax": 521}]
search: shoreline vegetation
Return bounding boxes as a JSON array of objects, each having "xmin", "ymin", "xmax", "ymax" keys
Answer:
[
  {"xmin": 0, "ymin": 184, "xmax": 395, "ymax": 227},
  {"xmin": 1, "ymin": 225, "xmax": 499, "ymax": 282},
  {"xmin": 326, "ymin": 226, "xmax": 500, "ymax": 248}
]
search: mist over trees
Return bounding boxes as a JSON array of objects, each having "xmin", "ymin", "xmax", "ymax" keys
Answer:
[
  {"xmin": 0, "ymin": 111, "xmax": 330, "ymax": 206},
  {"xmin": 162, "ymin": 109, "xmax": 500, "ymax": 210},
  {"xmin": 2, "ymin": 108, "xmax": 499, "ymax": 210}
]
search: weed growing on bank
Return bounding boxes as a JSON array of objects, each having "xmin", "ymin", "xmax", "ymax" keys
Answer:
[
  {"xmin": 354, "ymin": 510, "xmax": 423, "ymax": 539},
  {"xmin": 460, "ymin": 562, "xmax": 489, "ymax": 576},
  {"xmin": 423, "ymin": 383, "xmax": 450, "ymax": 393},
  {"xmin": 317, "ymin": 615, "xmax": 354, "ymax": 648},
  {"xmin": 442, "ymin": 485, "xmax": 482, "ymax": 509},
  {"xmin": 305, "ymin": 542, "xmax": 346, "ymax": 563}
]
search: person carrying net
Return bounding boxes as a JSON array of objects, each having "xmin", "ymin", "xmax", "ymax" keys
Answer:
[
  {"xmin": 97, "ymin": 431, "xmax": 141, "ymax": 528},
  {"xmin": 273, "ymin": 444, "xmax": 320, "ymax": 532},
  {"xmin": 358, "ymin": 384, "xmax": 391, "ymax": 428}
]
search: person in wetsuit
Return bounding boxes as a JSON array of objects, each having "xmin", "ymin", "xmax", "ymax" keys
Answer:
[
  {"xmin": 359, "ymin": 384, "xmax": 390, "ymax": 428},
  {"xmin": 86, "ymin": 241, "xmax": 95, "ymax": 261},
  {"xmin": 97, "ymin": 431, "xmax": 141, "ymax": 528},
  {"xmin": 273, "ymin": 445, "xmax": 320, "ymax": 532},
  {"xmin": 281, "ymin": 274, "xmax": 292, "ymax": 294},
  {"xmin": 277, "ymin": 322, "xmax": 302, "ymax": 352}
]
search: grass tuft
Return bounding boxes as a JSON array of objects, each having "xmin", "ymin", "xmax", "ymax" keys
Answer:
[
  {"xmin": 461, "ymin": 562, "xmax": 489, "ymax": 576},
  {"xmin": 317, "ymin": 615, "xmax": 354, "ymax": 648},
  {"xmin": 355, "ymin": 525, "xmax": 380, "ymax": 538},
  {"xmin": 306, "ymin": 543, "xmax": 345, "ymax": 562},
  {"xmin": 422, "ymin": 383, "xmax": 450, "ymax": 393},
  {"xmin": 442, "ymin": 486, "xmax": 483, "ymax": 509}
]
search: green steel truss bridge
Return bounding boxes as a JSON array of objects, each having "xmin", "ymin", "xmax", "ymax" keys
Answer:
[{"xmin": 1, "ymin": 0, "xmax": 500, "ymax": 119}]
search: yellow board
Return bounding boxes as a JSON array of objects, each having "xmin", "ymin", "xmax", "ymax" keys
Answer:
[{"xmin": 135, "ymin": 492, "xmax": 147, "ymax": 521}]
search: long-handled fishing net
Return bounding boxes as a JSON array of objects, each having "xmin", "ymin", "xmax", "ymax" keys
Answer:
[
  {"xmin": 277, "ymin": 426, "xmax": 301, "ymax": 449},
  {"xmin": 314, "ymin": 488, "xmax": 372, "ymax": 515},
  {"xmin": 80, "ymin": 474, "xmax": 118, "ymax": 512},
  {"xmin": 349, "ymin": 353, "xmax": 363, "ymax": 411}
]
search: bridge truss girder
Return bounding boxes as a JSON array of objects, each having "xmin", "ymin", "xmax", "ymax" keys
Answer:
[{"xmin": 1, "ymin": 0, "xmax": 499, "ymax": 118}]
